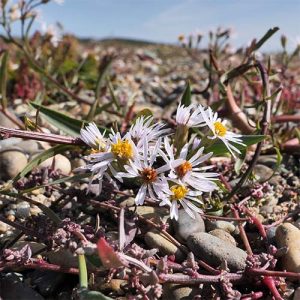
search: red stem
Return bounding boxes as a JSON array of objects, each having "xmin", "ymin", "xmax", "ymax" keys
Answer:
[
  {"xmin": 262, "ymin": 276, "xmax": 283, "ymax": 300},
  {"xmin": 231, "ymin": 206, "xmax": 253, "ymax": 255}
]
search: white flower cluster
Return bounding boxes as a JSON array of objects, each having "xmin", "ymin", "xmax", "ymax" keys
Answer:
[{"xmin": 79, "ymin": 103, "xmax": 245, "ymax": 220}]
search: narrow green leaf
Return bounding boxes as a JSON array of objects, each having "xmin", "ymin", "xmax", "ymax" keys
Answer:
[
  {"xmin": 13, "ymin": 144, "xmax": 76, "ymax": 182},
  {"xmin": 253, "ymin": 27, "xmax": 279, "ymax": 52},
  {"xmin": 78, "ymin": 254, "xmax": 88, "ymax": 289},
  {"xmin": 86, "ymin": 55, "xmax": 114, "ymax": 121},
  {"xmin": 180, "ymin": 81, "xmax": 192, "ymax": 106},
  {"xmin": 19, "ymin": 173, "xmax": 91, "ymax": 194},
  {"xmin": 30, "ymin": 102, "xmax": 108, "ymax": 136},
  {"xmin": 107, "ymin": 80, "xmax": 120, "ymax": 110},
  {"xmin": 0, "ymin": 51, "xmax": 9, "ymax": 109},
  {"xmin": 205, "ymin": 135, "xmax": 266, "ymax": 155}
]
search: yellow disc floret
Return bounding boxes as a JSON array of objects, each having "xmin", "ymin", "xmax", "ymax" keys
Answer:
[
  {"xmin": 111, "ymin": 139, "xmax": 133, "ymax": 160},
  {"xmin": 176, "ymin": 161, "xmax": 192, "ymax": 178},
  {"xmin": 170, "ymin": 185, "xmax": 188, "ymax": 201},
  {"xmin": 91, "ymin": 138, "xmax": 106, "ymax": 153},
  {"xmin": 214, "ymin": 121, "xmax": 227, "ymax": 137}
]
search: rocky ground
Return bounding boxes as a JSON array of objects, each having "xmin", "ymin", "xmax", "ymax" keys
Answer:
[{"xmin": 0, "ymin": 31, "xmax": 300, "ymax": 299}]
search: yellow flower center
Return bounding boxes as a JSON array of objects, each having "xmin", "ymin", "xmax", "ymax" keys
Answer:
[
  {"xmin": 111, "ymin": 139, "xmax": 133, "ymax": 160},
  {"xmin": 139, "ymin": 167, "xmax": 157, "ymax": 183},
  {"xmin": 176, "ymin": 161, "xmax": 192, "ymax": 178},
  {"xmin": 214, "ymin": 121, "xmax": 227, "ymax": 137},
  {"xmin": 170, "ymin": 185, "xmax": 188, "ymax": 201}
]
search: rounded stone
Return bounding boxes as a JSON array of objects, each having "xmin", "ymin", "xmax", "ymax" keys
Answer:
[
  {"xmin": 253, "ymin": 164, "xmax": 273, "ymax": 182},
  {"xmin": 205, "ymin": 220, "xmax": 236, "ymax": 233},
  {"xmin": 0, "ymin": 221, "xmax": 8, "ymax": 233},
  {"xmin": 162, "ymin": 283, "xmax": 200, "ymax": 300},
  {"xmin": 17, "ymin": 140, "xmax": 39, "ymax": 155},
  {"xmin": 144, "ymin": 230, "xmax": 185, "ymax": 261},
  {"xmin": 275, "ymin": 223, "xmax": 300, "ymax": 273},
  {"xmin": 39, "ymin": 154, "xmax": 71, "ymax": 174},
  {"xmin": 172, "ymin": 209, "xmax": 205, "ymax": 242},
  {"xmin": 0, "ymin": 150, "xmax": 28, "ymax": 180},
  {"xmin": 187, "ymin": 232, "xmax": 247, "ymax": 271},
  {"xmin": 208, "ymin": 229, "xmax": 237, "ymax": 246},
  {"xmin": 16, "ymin": 201, "xmax": 31, "ymax": 218}
]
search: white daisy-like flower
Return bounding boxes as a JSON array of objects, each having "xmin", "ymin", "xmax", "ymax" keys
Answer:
[
  {"xmin": 118, "ymin": 138, "xmax": 183, "ymax": 205},
  {"xmin": 129, "ymin": 116, "xmax": 169, "ymax": 147},
  {"xmin": 176, "ymin": 103, "xmax": 206, "ymax": 127},
  {"xmin": 159, "ymin": 137, "xmax": 218, "ymax": 192},
  {"xmin": 80, "ymin": 122, "xmax": 107, "ymax": 152},
  {"xmin": 79, "ymin": 126, "xmax": 137, "ymax": 193},
  {"xmin": 160, "ymin": 183, "xmax": 203, "ymax": 220},
  {"xmin": 199, "ymin": 106, "xmax": 246, "ymax": 157}
]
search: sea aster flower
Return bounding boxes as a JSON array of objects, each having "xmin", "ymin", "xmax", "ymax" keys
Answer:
[
  {"xmin": 129, "ymin": 115, "xmax": 169, "ymax": 147},
  {"xmin": 160, "ymin": 184, "xmax": 203, "ymax": 220},
  {"xmin": 159, "ymin": 137, "xmax": 218, "ymax": 192},
  {"xmin": 79, "ymin": 125, "xmax": 137, "ymax": 193},
  {"xmin": 199, "ymin": 106, "xmax": 246, "ymax": 157},
  {"xmin": 80, "ymin": 122, "xmax": 107, "ymax": 152},
  {"xmin": 118, "ymin": 139, "xmax": 182, "ymax": 205},
  {"xmin": 176, "ymin": 103, "xmax": 206, "ymax": 127}
]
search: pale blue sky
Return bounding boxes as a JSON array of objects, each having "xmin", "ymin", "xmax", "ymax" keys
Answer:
[{"xmin": 8, "ymin": 0, "xmax": 300, "ymax": 51}]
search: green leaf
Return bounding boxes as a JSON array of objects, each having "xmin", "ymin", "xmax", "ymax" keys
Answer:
[
  {"xmin": 132, "ymin": 108, "xmax": 153, "ymax": 124},
  {"xmin": 19, "ymin": 173, "xmax": 91, "ymax": 194},
  {"xmin": 13, "ymin": 144, "xmax": 76, "ymax": 182},
  {"xmin": 180, "ymin": 81, "xmax": 192, "ymax": 106},
  {"xmin": 30, "ymin": 102, "xmax": 108, "ymax": 136},
  {"xmin": 0, "ymin": 51, "xmax": 9, "ymax": 109},
  {"xmin": 234, "ymin": 150, "xmax": 247, "ymax": 175},
  {"xmin": 78, "ymin": 254, "xmax": 88, "ymax": 289},
  {"xmin": 205, "ymin": 135, "xmax": 266, "ymax": 155},
  {"xmin": 253, "ymin": 27, "xmax": 279, "ymax": 52}
]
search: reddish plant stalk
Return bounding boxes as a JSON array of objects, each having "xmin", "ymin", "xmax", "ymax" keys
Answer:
[
  {"xmin": 242, "ymin": 206, "xmax": 267, "ymax": 239},
  {"xmin": 0, "ymin": 126, "xmax": 85, "ymax": 145},
  {"xmin": 241, "ymin": 291, "xmax": 264, "ymax": 300},
  {"xmin": 231, "ymin": 206, "xmax": 253, "ymax": 255},
  {"xmin": 262, "ymin": 276, "xmax": 283, "ymax": 300}
]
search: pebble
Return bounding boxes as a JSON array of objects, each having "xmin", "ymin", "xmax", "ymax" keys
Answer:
[
  {"xmin": 257, "ymin": 155, "xmax": 278, "ymax": 168},
  {"xmin": 293, "ymin": 287, "xmax": 300, "ymax": 300},
  {"xmin": 12, "ymin": 241, "xmax": 46, "ymax": 254},
  {"xmin": 162, "ymin": 283, "xmax": 200, "ymax": 300},
  {"xmin": 98, "ymin": 279, "xmax": 126, "ymax": 295},
  {"xmin": 208, "ymin": 229, "xmax": 237, "ymax": 246},
  {"xmin": 46, "ymin": 249, "xmax": 78, "ymax": 268},
  {"xmin": 16, "ymin": 201, "xmax": 31, "ymax": 218},
  {"xmin": 172, "ymin": 209, "xmax": 205, "ymax": 242},
  {"xmin": 259, "ymin": 196, "xmax": 278, "ymax": 216},
  {"xmin": 253, "ymin": 164, "xmax": 273, "ymax": 182},
  {"xmin": 119, "ymin": 197, "xmax": 135, "ymax": 208},
  {"xmin": 0, "ymin": 150, "xmax": 28, "ymax": 180},
  {"xmin": 129, "ymin": 206, "xmax": 169, "ymax": 223},
  {"xmin": 275, "ymin": 223, "xmax": 300, "ymax": 273},
  {"xmin": 0, "ymin": 111, "xmax": 18, "ymax": 128},
  {"xmin": 266, "ymin": 226, "xmax": 277, "ymax": 245},
  {"xmin": 30, "ymin": 270, "xmax": 65, "ymax": 297},
  {"xmin": 39, "ymin": 154, "xmax": 71, "ymax": 174},
  {"xmin": 144, "ymin": 230, "xmax": 185, "ymax": 261},
  {"xmin": 0, "ymin": 221, "xmax": 8, "ymax": 233},
  {"xmin": 71, "ymin": 158, "xmax": 86, "ymax": 169},
  {"xmin": 0, "ymin": 272, "xmax": 44, "ymax": 300},
  {"xmin": 187, "ymin": 233, "xmax": 247, "ymax": 271},
  {"xmin": 17, "ymin": 140, "xmax": 39, "ymax": 155},
  {"xmin": 205, "ymin": 220, "xmax": 236, "ymax": 233}
]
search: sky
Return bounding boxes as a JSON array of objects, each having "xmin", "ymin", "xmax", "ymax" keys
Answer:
[{"xmin": 6, "ymin": 0, "xmax": 300, "ymax": 51}]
